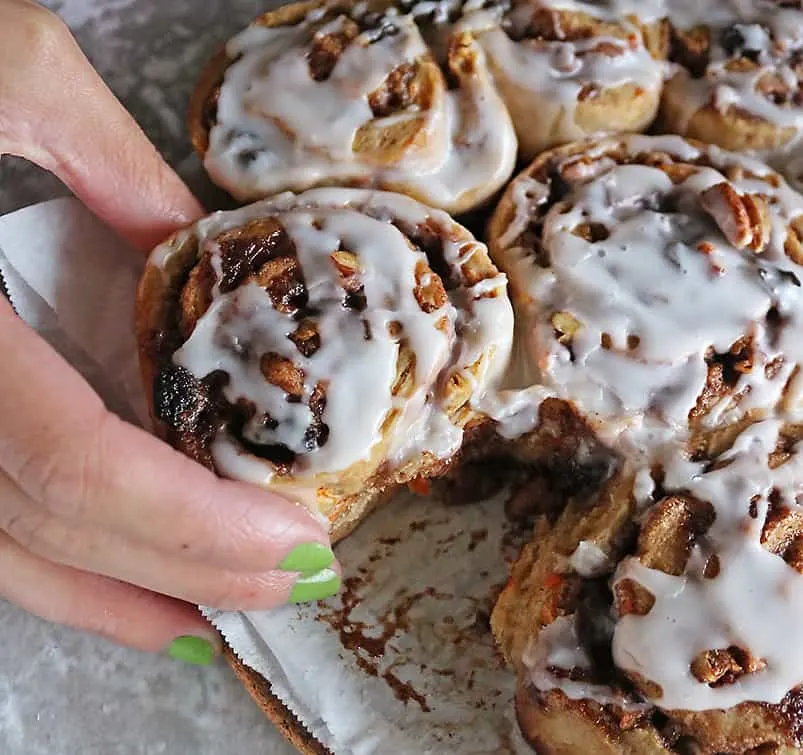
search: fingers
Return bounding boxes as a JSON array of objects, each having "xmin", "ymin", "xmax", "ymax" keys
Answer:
[
  {"xmin": 0, "ymin": 299, "xmax": 338, "ymax": 583},
  {"xmin": 0, "ymin": 530, "xmax": 221, "ymax": 658},
  {"xmin": 0, "ymin": 1, "xmax": 203, "ymax": 250},
  {"xmin": 0, "ymin": 481, "xmax": 319, "ymax": 611}
]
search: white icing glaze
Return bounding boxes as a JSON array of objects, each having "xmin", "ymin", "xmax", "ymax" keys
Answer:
[
  {"xmin": 665, "ymin": 0, "xmax": 803, "ymax": 170},
  {"xmin": 496, "ymin": 134, "xmax": 803, "ymax": 448},
  {"xmin": 154, "ymin": 188, "xmax": 513, "ymax": 488},
  {"xmin": 474, "ymin": 0, "xmax": 667, "ymax": 156},
  {"xmin": 568, "ymin": 540, "xmax": 611, "ymax": 577},
  {"xmin": 494, "ymin": 135, "xmax": 803, "ymax": 713},
  {"xmin": 524, "ymin": 614, "xmax": 650, "ymax": 711},
  {"xmin": 614, "ymin": 419, "xmax": 803, "ymax": 710},
  {"xmin": 203, "ymin": 3, "xmax": 517, "ymax": 214}
]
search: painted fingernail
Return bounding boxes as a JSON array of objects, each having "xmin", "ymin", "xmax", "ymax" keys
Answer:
[
  {"xmin": 288, "ymin": 568, "xmax": 341, "ymax": 604},
  {"xmin": 279, "ymin": 542, "xmax": 335, "ymax": 573},
  {"xmin": 168, "ymin": 636, "xmax": 216, "ymax": 666}
]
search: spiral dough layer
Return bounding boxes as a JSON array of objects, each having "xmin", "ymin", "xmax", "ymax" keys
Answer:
[{"xmin": 136, "ymin": 188, "xmax": 513, "ymax": 539}]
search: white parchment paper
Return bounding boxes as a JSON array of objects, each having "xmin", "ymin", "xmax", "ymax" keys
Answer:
[{"xmin": 0, "ymin": 198, "xmax": 531, "ymax": 755}]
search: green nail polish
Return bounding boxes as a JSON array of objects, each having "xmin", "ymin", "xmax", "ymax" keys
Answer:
[
  {"xmin": 288, "ymin": 568, "xmax": 341, "ymax": 604},
  {"xmin": 279, "ymin": 542, "xmax": 335, "ymax": 573},
  {"xmin": 168, "ymin": 636, "xmax": 215, "ymax": 666}
]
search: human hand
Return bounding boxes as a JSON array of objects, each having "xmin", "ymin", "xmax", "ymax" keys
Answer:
[{"xmin": 0, "ymin": 0, "xmax": 340, "ymax": 664}]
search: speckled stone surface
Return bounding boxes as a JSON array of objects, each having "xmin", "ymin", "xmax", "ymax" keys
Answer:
[{"xmin": 0, "ymin": 1, "xmax": 296, "ymax": 753}]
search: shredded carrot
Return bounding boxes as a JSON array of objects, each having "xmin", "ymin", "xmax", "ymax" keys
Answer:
[
  {"xmin": 408, "ymin": 477, "xmax": 431, "ymax": 496},
  {"xmin": 543, "ymin": 572, "xmax": 563, "ymax": 590}
]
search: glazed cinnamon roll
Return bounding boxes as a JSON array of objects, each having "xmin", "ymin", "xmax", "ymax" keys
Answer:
[
  {"xmin": 135, "ymin": 188, "xmax": 513, "ymax": 540},
  {"xmin": 188, "ymin": 0, "xmax": 517, "ymax": 215},
  {"xmin": 489, "ymin": 133, "xmax": 803, "ymax": 454},
  {"xmin": 661, "ymin": 0, "xmax": 803, "ymax": 170},
  {"xmin": 488, "ymin": 135, "xmax": 803, "ymax": 753},
  {"xmin": 496, "ymin": 420, "xmax": 803, "ymax": 754},
  {"xmin": 459, "ymin": 0, "xmax": 670, "ymax": 160}
]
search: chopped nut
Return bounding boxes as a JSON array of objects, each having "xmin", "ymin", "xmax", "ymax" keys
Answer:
[
  {"xmin": 743, "ymin": 194, "xmax": 772, "ymax": 253},
  {"xmin": 260, "ymin": 352, "xmax": 305, "ymax": 397},
  {"xmin": 551, "ymin": 311, "xmax": 582, "ymax": 344},
  {"xmin": 571, "ymin": 222, "xmax": 609, "ymax": 242},
  {"xmin": 660, "ymin": 162, "xmax": 698, "ymax": 185},
  {"xmin": 413, "ymin": 260, "xmax": 448, "ymax": 313},
  {"xmin": 785, "ymin": 217, "xmax": 803, "ymax": 264},
  {"xmin": 691, "ymin": 647, "xmax": 765, "ymax": 687},
  {"xmin": 637, "ymin": 495, "xmax": 715, "ymax": 576},
  {"xmin": 701, "ymin": 182, "xmax": 772, "ymax": 252},
  {"xmin": 614, "ymin": 577, "xmax": 655, "ymax": 617},
  {"xmin": 288, "ymin": 319, "xmax": 321, "ymax": 358},
  {"xmin": 330, "ymin": 250, "xmax": 362, "ymax": 277}
]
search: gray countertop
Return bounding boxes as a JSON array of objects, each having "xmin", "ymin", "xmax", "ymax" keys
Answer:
[{"xmin": 0, "ymin": 1, "xmax": 295, "ymax": 752}]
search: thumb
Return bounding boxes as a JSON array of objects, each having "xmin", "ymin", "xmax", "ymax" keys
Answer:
[{"xmin": 0, "ymin": 1, "xmax": 203, "ymax": 251}]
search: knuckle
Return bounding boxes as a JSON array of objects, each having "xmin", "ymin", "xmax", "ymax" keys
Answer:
[
  {"xmin": 17, "ymin": 408, "xmax": 111, "ymax": 522},
  {"xmin": 203, "ymin": 573, "xmax": 286, "ymax": 610},
  {"xmin": 14, "ymin": 2, "xmax": 70, "ymax": 61},
  {"xmin": 3, "ymin": 509, "xmax": 50, "ymax": 554}
]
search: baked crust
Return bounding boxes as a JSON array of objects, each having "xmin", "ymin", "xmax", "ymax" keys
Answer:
[{"xmin": 225, "ymin": 648, "xmax": 330, "ymax": 755}]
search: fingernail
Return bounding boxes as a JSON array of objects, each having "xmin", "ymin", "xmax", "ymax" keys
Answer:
[
  {"xmin": 288, "ymin": 568, "xmax": 341, "ymax": 604},
  {"xmin": 279, "ymin": 542, "xmax": 335, "ymax": 573},
  {"xmin": 168, "ymin": 636, "xmax": 216, "ymax": 666}
]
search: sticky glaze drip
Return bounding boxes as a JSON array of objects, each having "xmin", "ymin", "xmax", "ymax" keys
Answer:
[
  {"xmin": 614, "ymin": 419, "xmax": 803, "ymax": 711},
  {"xmin": 524, "ymin": 614, "xmax": 649, "ymax": 712},
  {"xmin": 469, "ymin": 0, "xmax": 668, "ymax": 156},
  {"xmin": 497, "ymin": 134, "xmax": 803, "ymax": 450}
]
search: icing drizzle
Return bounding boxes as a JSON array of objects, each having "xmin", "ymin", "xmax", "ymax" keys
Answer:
[
  {"xmin": 204, "ymin": 2, "xmax": 517, "ymax": 213},
  {"xmin": 153, "ymin": 188, "xmax": 513, "ymax": 491},
  {"xmin": 494, "ymin": 134, "xmax": 803, "ymax": 713}
]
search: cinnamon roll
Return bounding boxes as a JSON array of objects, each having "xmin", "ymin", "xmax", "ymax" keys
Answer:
[
  {"xmin": 488, "ymin": 135, "xmax": 803, "ymax": 753},
  {"xmin": 488, "ymin": 133, "xmax": 803, "ymax": 454},
  {"xmin": 135, "ymin": 188, "xmax": 513, "ymax": 540},
  {"xmin": 188, "ymin": 0, "xmax": 517, "ymax": 215},
  {"xmin": 463, "ymin": 0, "xmax": 670, "ymax": 160},
  {"xmin": 661, "ymin": 0, "xmax": 803, "ymax": 170}
]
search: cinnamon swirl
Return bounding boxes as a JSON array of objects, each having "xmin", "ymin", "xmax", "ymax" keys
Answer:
[
  {"xmin": 135, "ymin": 188, "xmax": 513, "ymax": 540},
  {"xmin": 661, "ymin": 0, "xmax": 803, "ymax": 171},
  {"xmin": 188, "ymin": 0, "xmax": 517, "ymax": 215},
  {"xmin": 489, "ymin": 133, "xmax": 803, "ymax": 453},
  {"xmin": 488, "ymin": 135, "xmax": 803, "ymax": 753}
]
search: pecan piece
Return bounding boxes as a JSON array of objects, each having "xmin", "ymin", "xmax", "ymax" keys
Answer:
[
  {"xmin": 691, "ymin": 647, "xmax": 765, "ymax": 687},
  {"xmin": 414, "ymin": 260, "xmax": 448, "ymax": 314},
  {"xmin": 260, "ymin": 353, "xmax": 305, "ymax": 398},
  {"xmin": 701, "ymin": 182, "xmax": 772, "ymax": 253},
  {"xmin": 551, "ymin": 311, "xmax": 582, "ymax": 344}
]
